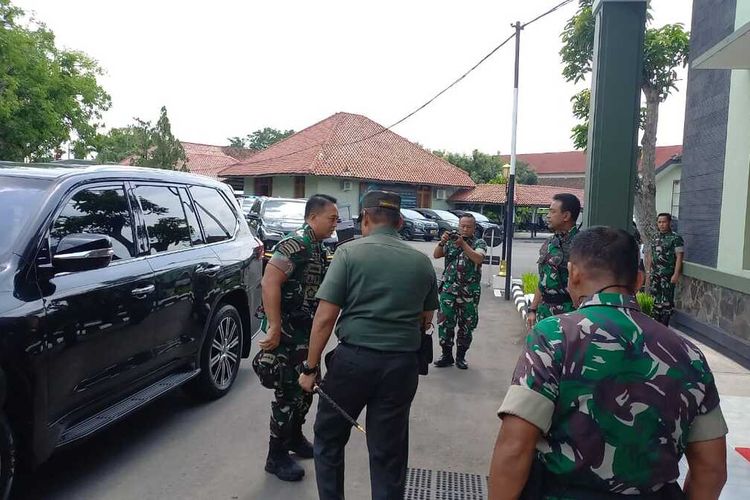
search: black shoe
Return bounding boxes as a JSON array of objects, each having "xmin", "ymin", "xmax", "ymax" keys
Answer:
[
  {"xmin": 434, "ymin": 345, "xmax": 454, "ymax": 367},
  {"xmin": 286, "ymin": 428, "xmax": 314, "ymax": 459},
  {"xmin": 455, "ymin": 348, "xmax": 468, "ymax": 370},
  {"xmin": 265, "ymin": 437, "xmax": 305, "ymax": 481}
]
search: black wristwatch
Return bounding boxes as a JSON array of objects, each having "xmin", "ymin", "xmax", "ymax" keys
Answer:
[{"xmin": 301, "ymin": 360, "xmax": 319, "ymax": 375}]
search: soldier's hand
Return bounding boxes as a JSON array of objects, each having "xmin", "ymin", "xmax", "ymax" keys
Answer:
[
  {"xmin": 440, "ymin": 232, "xmax": 451, "ymax": 245},
  {"xmin": 525, "ymin": 311, "xmax": 536, "ymax": 330},
  {"xmin": 259, "ymin": 324, "xmax": 281, "ymax": 351},
  {"xmin": 670, "ymin": 274, "xmax": 679, "ymax": 285},
  {"xmin": 298, "ymin": 372, "xmax": 316, "ymax": 393}
]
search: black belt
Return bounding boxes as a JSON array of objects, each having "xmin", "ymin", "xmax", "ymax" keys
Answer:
[
  {"xmin": 339, "ymin": 341, "xmax": 417, "ymax": 355},
  {"xmin": 542, "ymin": 292, "xmax": 571, "ymax": 306}
]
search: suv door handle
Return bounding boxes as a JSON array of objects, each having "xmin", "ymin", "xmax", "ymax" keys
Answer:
[
  {"xmin": 131, "ymin": 284, "xmax": 155, "ymax": 297},
  {"xmin": 197, "ymin": 265, "xmax": 221, "ymax": 276}
]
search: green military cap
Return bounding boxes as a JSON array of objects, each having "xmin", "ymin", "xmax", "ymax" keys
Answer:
[{"xmin": 361, "ymin": 190, "xmax": 401, "ymax": 211}]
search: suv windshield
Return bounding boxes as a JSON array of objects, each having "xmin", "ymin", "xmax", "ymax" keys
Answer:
[
  {"xmin": 0, "ymin": 177, "xmax": 51, "ymax": 259},
  {"xmin": 432, "ymin": 210, "xmax": 459, "ymax": 221},
  {"xmin": 262, "ymin": 200, "xmax": 305, "ymax": 220},
  {"xmin": 401, "ymin": 209, "xmax": 426, "ymax": 220},
  {"xmin": 470, "ymin": 212, "xmax": 490, "ymax": 223}
]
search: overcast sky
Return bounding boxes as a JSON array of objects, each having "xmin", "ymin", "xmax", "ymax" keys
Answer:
[{"xmin": 15, "ymin": 0, "xmax": 693, "ymax": 155}]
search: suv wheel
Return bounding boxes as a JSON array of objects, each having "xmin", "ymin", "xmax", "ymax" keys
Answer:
[
  {"xmin": 401, "ymin": 228, "xmax": 414, "ymax": 241},
  {"xmin": 185, "ymin": 304, "xmax": 243, "ymax": 400},
  {"xmin": 0, "ymin": 414, "xmax": 15, "ymax": 500}
]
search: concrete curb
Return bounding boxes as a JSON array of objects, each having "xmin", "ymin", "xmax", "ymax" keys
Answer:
[{"xmin": 510, "ymin": 279, "xmax": 529, "ymax": 320}]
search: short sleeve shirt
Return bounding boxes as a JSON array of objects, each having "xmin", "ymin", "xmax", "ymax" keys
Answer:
[
  {"xmin": 441, "ymin": 237, "xmax": 487, "ymax": 297},
  {"xmin": 498, "ymin": 293, "xmax": 727, "ymax": 495},
  {"xmin": 316, "ymin": 226, "xmax": 439, "ymax": 351},
  {"xmin": 537, "ymin": 226, "xmax": 578, "ymax": 304},
  {"xmin": 651, "ymin": 231, "xmax": 684, "ymax": 278}
]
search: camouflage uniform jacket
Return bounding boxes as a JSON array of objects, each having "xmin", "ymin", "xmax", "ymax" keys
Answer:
[
  {"xmin": 537, "ymin": 226, "xmax": 578, "ymax": 314},
  {"xmin": 499, "ymin": 293, "xmax": 727, "ymax": 495},
  {"xmin": 260, "ymin": 224, "xmax": 327, "ymax": 344},
  {"xmin": 441, "ymin": 236, "xmax": 488, "ymax": 297},
  {"xmin": 651, "ymin": 231, "xmax": 684, "ymax": 278}
]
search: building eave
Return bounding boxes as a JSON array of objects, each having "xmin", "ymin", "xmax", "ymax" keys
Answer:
[{"xmin": 693, "ymin": 20, "xmax": 750, "ymax": 70}]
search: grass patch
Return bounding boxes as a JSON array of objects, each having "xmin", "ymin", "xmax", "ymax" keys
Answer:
[{"xmin": 636, "ymin": 292, "xmax": 655, "ymax": 318}]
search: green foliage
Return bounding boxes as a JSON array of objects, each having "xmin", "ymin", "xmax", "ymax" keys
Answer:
[
  {"xmin": 560, "ymin": 0, "xmax": 689, "ymax": 150},
  {"xmin": 0, "ymin": 0, "xmax": 111, "ymax": 160},
  {"xmin": 433, "ymin": 149, "xmax": 537, "ymax": 185},
  {"xmin": 521, "ymin": 272, "xmax": 539, "ymax": 295},
  {"xmin": 228, "ymin": 127, "xmax": 295, "ymax": 151},
  {"xmin": 636, "ymin": 292, "xmax": 655, "ymax": 318},
  {"xmin": 93, "ymin": 107, "xmax": 187, "ymax": 170}
]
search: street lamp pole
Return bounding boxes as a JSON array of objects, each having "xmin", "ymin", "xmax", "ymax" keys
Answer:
[{"xmin": 504, "ymin": 21, "xmax": 522, "ymax": 301}]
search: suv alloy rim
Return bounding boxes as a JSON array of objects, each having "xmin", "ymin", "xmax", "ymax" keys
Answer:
[{"xmin": 210, "ymin": 316, "xmax": 241, "ymax": 390}]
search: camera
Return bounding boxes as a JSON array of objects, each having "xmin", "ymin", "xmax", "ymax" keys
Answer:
[{"xmin": 448, "ymin": 230, "xmax": 464, "ymax": 241}]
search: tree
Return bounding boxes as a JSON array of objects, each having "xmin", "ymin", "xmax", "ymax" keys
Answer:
[
  {"xmin": 227, "ymin": 127, "xmax": 295, "ymax": 151},
  {"xmin": 93, "ymin": 107, "xmax": 187, "ymax": 170},
  {"xmin": 0, "ymin": 0, "xmax": 111, "ymax": 160},
  {"xmin": 560, "ymin": 0, "xmax": 689, "ymax": 258},
  {"xmin": 433, "ymin": 149, "xmax": 537, "ymax": 185}
]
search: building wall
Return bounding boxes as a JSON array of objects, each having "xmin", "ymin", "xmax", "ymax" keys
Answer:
[
  {"xmin": 678, "ymin": 0, "xmax": 737, "ymax": 267},
  {"xmin": 537, "ymin": 175, "xmax": 585, "ymax": 190},
  {"xmin": 655, "ymin": 164, "xmax": 682, "ymax": 216},
  {"xmin": 676, "ymin": 275, "xmax": 750, "ymax": 344}
]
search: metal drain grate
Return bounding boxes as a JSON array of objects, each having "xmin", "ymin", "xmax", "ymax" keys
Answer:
[{"xmin": 404, "ymin": 468, "xmax": 487, "ymax": 500}]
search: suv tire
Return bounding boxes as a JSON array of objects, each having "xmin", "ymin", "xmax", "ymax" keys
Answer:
[
  {"xmin": 185, "ymin": 304, "xmax": 244, "ymax": 401},
  {"xmin": 0, "ymin": 414, "xmax": 15, "ymax": 500}
]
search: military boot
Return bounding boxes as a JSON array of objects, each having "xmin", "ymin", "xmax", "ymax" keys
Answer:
[
  {"xmin": 434, "ymin": 345, "xmax": 454, "ymax": 367},
  {"xmin": 286, "ymin": 424, "xmax": 314, "ymax": 459},
  {"xmin": 265, "ymin": 437, "xmax": 305, "ymax": 481},
  {"xmin": 455, "ymin": 347, "xmax": 469, "ymax": 370}
]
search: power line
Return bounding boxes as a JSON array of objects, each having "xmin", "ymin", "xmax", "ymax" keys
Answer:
[{"xmin": 231, "ymin": 0, "xmax": 575, "ymax": 168}]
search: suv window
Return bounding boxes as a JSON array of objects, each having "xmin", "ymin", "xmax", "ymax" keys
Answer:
[
  {"xmin": 190, "ymin": 186, "xmax": 238, "ymax": 243},
  {"xmin": 136, "ymin": 185, "xmax": 192, "ymax": 254},
  {"xmin": 179, "ymin": 187, "xmax": 204, "ymax": 246},
  {"xmin": 50, "ymin": 186, "xmax": 135, "ymax": 261}
]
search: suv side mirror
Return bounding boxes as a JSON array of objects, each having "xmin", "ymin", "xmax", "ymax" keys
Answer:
[{"xmin": 53, "ymin": 234, "xmax": 114, "ymax": 273}]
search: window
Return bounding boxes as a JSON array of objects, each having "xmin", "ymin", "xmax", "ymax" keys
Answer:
[
  {"xmin": 50, "ymin": 186, "xmax": 135, "ymax": 261},
  {"xmin": 294, "ymin": 176, "xmax": 305, "ymax": 198},
  {"xmin": 179, "ymin": 187, "xmax": 204, "ymax": 246},
  {"xmin": 417, "ymin": 186, "xmax": 431, "ymax": 208},
  {"xmin": 190, "ymin": 186, "xmax": 238, "ymax": 243},
  {"xmin": 136, "ymin": 185, "xmax": 192, "ymax": 254},
  {"xmin": 671, "ymin": 180, "xmax": 681, "ymax": 218},
  {"xmin": 255, "ymin": 177, "xmax": 273, "ymax": 196}
]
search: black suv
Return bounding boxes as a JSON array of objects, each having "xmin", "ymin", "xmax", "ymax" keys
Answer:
[
  {"xmin": 0, "ymin": 163, "xmax": 263, "ymax": 497},
  {"xmin": 246, "ymin": 197, "xmax": 338, "ymax": 254}
]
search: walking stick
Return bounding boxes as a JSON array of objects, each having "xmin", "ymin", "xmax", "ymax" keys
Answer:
[{"xmin": 313, "ymin": 385, "xmax": 366, "ymax": 435}]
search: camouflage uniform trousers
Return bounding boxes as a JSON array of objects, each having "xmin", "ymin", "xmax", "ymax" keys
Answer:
[
  {"xmin": 438, "ymin": 291, "xmax": 480, "ymax": 350},
  {"xmin": 651, "ymin": 272, "xmax": 676, "ymax": 326},
  {"xmin": 536, "ymin": 301, "xmax": 575, "ymax": 321},
  {"xmin": 268, "ymin": 341, "xmax": 313, "ymax": 440}
]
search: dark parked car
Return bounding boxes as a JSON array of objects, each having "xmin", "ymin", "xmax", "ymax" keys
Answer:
[
  {"xmin": 400, "ymin": 209, "xmax": 439, "ymax": 241},
  {"xmin": 0, "ymin": 163, "xmax": 263, "ymax": 497},
  {"xmin": 414, "ymin": 208, "xmax": 460, "ymax": 236},
  {"xmin": 246, "ymin": 197, "xmax": 338, "ymax": 255},
  {"xmin": 450, "ymin": 209, "xmax": 504, "ymax": 246}
]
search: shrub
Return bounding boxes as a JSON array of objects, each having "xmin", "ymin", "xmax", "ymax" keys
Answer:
[{"xmin": 521, "ymin": 272, "xmax": 539, "ymax": 295}]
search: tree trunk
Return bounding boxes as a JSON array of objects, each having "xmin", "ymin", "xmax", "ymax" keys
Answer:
[{"xmin": 634, "ymin": 87, "xmax": 660, "ymax": 292}]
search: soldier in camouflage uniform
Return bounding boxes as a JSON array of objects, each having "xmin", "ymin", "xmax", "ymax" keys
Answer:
[
  {"xmin": 490, "ymin": 227, "xmax": 728, "ymax": 500},
  {"xmin": 527, "ymin": 194, "xmax": 581, "ymax": 328},
  {"xmin": 648, "ymin": 213, "xmax": 684, "ymax": 326},
  {"xmin": 433, "ymin": 213, "xmax": 487, "ymax": 369},
  {"xmin": 254, "ymin": 194, "xmax": 339, "ymax": 482}
]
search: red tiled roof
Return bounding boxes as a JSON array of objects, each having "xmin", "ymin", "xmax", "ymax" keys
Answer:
[
  {"xmin": 119, "ymin": 142, "xmax": 256, "ymax": 179},
  {"xmin": 449, "ymin": 183, "xmax": 585, "ymax": 207},
  {"xmin": 220, "ymin": 112, "xmax": 475, "ymax": 188},
  {"xmin": 501, "ymin": 145, "xmax": 683, "ymax": 176}
]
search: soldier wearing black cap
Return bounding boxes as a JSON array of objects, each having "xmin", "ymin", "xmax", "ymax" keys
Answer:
[{"xmin": 299, "ymin": 190, "xmax": 439, "ymax": 500}]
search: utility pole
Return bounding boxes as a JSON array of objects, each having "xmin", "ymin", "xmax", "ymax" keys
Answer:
[{"xmin": 504, "ymin": 21, "xmax": 522, "ymax": 301}]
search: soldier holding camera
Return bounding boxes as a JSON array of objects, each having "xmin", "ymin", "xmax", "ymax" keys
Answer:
[{"xmin": 433, "ymin": 214, "xmax": 487, "ymax": 369}]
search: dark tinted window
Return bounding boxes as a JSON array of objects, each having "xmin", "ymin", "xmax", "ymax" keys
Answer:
[
  {"xmin": 179, "ymin": 187, "xmax": 204, "ymax": 246},
  {"xmin": 51, "ymin": 186, "xmax": 135, "ymax": 261},
  {"xmin": 0, "ymin": 177, "xmax": 51, "ymax": 259},
  {"xmin": 136, "ymin": 185, "xmax": 191, "ymax": 254},
  {"xmin": 190, "ymin": 186, "xmax": 238, "ymax": 243}
]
